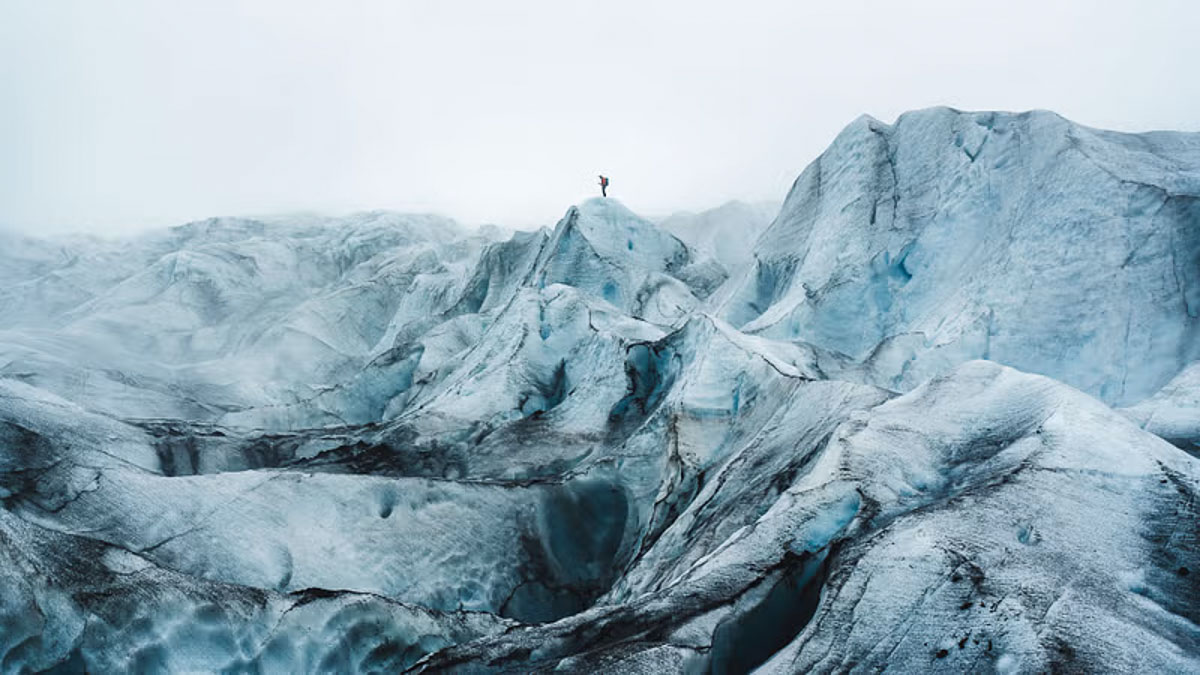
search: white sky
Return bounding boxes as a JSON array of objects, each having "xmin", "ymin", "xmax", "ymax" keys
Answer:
[{"xmin": 1, "ymin": 1, "xmax": 1197, "ymax": 233}]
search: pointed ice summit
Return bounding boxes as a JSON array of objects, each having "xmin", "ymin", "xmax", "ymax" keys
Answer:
[{"xmin": 0, "ymin": 108, "xmax": 1197, "ymax": 673}]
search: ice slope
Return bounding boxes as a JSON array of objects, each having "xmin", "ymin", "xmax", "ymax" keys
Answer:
[
  {"xmin": 1122, "ymin": 360, "xmax": 1200, "ymax": 453},
  {"xmin": 0, "ymin": 503, "xmax": 510, "ymax": 673},
  {"xmin": 719, "ymin": 107, "xmax": 1200, "ymax": 406},
  {"xmin": 1, "ymin": 109, "xmax": 1199, "ymax": 673},
  {"xmin": 414, "ymin": 363, "xmax": 1200, "ymax": 674},
  {"xmin": 0, "ymin": 378, "xmax": 634, "ymax": 625}
]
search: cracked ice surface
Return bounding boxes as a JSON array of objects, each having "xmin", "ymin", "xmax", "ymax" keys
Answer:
[{"xmin": 1, "ymin": 108, "xmax": 1199, "ymax": 673}]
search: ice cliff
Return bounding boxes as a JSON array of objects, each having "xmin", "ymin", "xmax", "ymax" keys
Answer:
[
  {"xmin": 0, "ymin": 107, "xmax": 1197, "ymax": 673},
  {"xmin": 718, "ymin": 109, "xmax": 1200, "ymax": 406}
]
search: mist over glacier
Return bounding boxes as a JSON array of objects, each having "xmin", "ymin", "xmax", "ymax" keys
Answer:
[{"xmin": 0, "ymin": 108, "xmax": 1198, "ymax": 673}]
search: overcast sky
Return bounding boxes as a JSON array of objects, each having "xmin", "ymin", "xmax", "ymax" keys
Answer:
[{"xmin": 1, "ymin": 1, "xmax": 1197, "ymax": 234}]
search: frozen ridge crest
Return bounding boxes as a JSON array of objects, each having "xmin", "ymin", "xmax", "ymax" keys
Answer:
[{"xmin": 0, "ymin": 108, "xmax": 1198, "ymax": 673}]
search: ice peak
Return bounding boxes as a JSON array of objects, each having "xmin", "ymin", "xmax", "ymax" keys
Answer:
[{"xmin": 575, "ymin": 197, "xmax": 647, "ymax": 225}]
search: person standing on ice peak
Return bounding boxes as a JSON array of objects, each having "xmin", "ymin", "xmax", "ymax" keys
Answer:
[{"xmin": 598, "ymin": 175, "xmax": 610, "ymax": 197}]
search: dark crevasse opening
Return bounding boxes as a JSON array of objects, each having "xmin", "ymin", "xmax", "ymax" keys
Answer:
[
  {"xmin": 501, "ymin": 479, "xmax": 631, "ymax": 623},
  {"xmin": 708, "ymin": 548, "xmax": 830, "ymax": 675},
  {"xmin": 519, "ymin": 360, "xmax": 570, "ymax": 418},
  {"xmin": 145, "ymin": 426, "xmax": 297, "ymax": 476},
  {"xmin": 606, "ymin": 342, "xmax": 680, "ymax": 440}
]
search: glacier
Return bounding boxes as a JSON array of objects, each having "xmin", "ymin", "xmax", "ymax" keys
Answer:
[{"xmin": 0, "ymin": 107, "xmax": 1198, "ymax": 673}]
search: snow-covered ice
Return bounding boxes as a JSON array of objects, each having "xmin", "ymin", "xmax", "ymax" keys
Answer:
[{"xmin": 1, "ymin": 108, "xmax": 1198, "ymax": 673}]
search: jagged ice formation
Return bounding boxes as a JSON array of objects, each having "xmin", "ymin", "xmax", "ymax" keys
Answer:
[{"xmin": 0, "ymin": 108, "xmax": 1198, "ymax": 673}]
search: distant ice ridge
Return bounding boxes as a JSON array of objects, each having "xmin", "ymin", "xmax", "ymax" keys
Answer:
[
  {"xmin": 0, "ymin": 108, "xmax": 1198, "ymax": 673},
  {"xmin": 658, "ymin": 199, "xmax": 778, "ymax": 272},
  {"xmin": 0, "ymin": 211, "xmax": 497, "ymax": 424}
]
